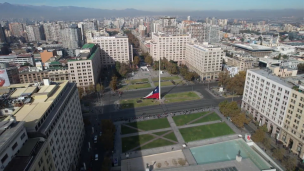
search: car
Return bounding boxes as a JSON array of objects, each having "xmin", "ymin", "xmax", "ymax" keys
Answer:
[
  {"xmin": 94, "ymin": 135, "xmax": 97, "ymax": 143},
  {"xmin": 99, "ymin": 132, "xmax": 102, "ymax": 136},
  {"xmin": 95, "ymin": 154, "xmax": 98, "ymax": 161}
]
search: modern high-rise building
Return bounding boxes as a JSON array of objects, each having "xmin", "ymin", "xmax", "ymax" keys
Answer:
[
  {"xmin": 25, "ymin": 25, "xmax": 45, "ymax": 42},
  {"xmin": 68, "ymin": 43, "xmax": 102, "ymax": 87},
  {"xmin": 90, "ymin": 36, "xmax": 132, "ymax": 66},
  {"xmin": 61, "ymin": 25, "xmax": 82, "ymax": 50},
  {"xmin": 206, "ymin": 24, "xmax": 220, "ymax": 43},
  {"xmin": 9, "ymin": 23, "xmax": 24, "ymax": 37},
  {"xmin": 241, "ymin": 69, "xmax": 304, "ymax": 159},
  {"xmin": 1, "ymin": 80, "xmax": 85, "ymax": 171},
  {"xmin": 187, "ymin": 23, "xmax": 206, "ymax": 42},
  {"xmin": 185, "ymin": 42, "xmax": 223, "ymax": 80},
  {"xmin": 150, "ymin": 32, "xmax": 191, "ymax": 64}
]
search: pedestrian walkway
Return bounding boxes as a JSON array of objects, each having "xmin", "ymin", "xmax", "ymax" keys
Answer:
[
  {"xmin": 186, "ymin": 111, "xmax": 213, "ymax": 125},
  {"xmin": 214, "ymin": 108, "xmax": 242, "ymax": 134},
  {"xmin": 114, "ymin": 124, "xmax": 122, "ymax": 165},
  {"xmin": 148, "ymin": 77, "xmax": 155, "ymax": 87},
  {"xmin": 167, "ymin": 116, "xmax": 185, "ymax": 143}
]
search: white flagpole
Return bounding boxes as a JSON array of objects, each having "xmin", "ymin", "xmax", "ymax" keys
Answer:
[{"xmin": 159, "ymin": 57, "xmax": 161, "ymax": 100}]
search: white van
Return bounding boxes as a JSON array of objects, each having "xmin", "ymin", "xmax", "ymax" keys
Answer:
[{"xmin": 94, "ymin": 135, "xmax": 97, "ymax": 143}]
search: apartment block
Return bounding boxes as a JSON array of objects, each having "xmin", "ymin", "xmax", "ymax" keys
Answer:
[
  {"xmin": 0, "ymin": 54, "xmax": 35, "ymax": 66},
  {"xmin": 68, "ymin": 43, "xmax": 101, "ymax": 87},
  {"xmin": 224, "ymin": 53, "xmax": 259, "ymax": 71},
  {"xmin": 90, "ymin": 36, "xmax": 132, "ymax": 66},
  {"xmin": 150, "ymin": 32, "xmax": 191, "ymax": 64},
  {"xmin": 185, "ymin": 42, "xmax": 223, "ymax": 80},
  {"xmin": 0, "ymin": 80, "xmax": 85, "ymax": 171},
  {"xmin": 241, "ymin": 69, "xmax": 304, "ymax": 158},
  {"xmin": 19, "ymin": 69, "xmax": 69, "ymax": 83}
]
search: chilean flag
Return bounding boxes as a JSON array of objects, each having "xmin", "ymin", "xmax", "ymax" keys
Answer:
[{"xmin": 144, "ymin": 86, "xmax": 160, "ymax": 99}]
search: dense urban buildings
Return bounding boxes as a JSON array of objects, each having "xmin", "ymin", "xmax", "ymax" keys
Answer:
[
  {"xmin": 0, "ymin": 80, "xmax": 84, "ymax": 171},
  {"xmin": 185, "ymin": 42, "xmax": 223, "ymax": 80}
]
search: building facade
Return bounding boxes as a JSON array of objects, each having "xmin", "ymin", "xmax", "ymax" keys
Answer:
[
  {"xmin": 90, "ymin": 36, "xmax": 132, "ymax": 66},
  {"xmin": 0, "ymin": 55, "xmax": 35, "ymax": 66},
  {"xmin": 185, "ymin": 42, "xmax": 223, "ymax": 80},
  {"xmin": 150, "ymin": 32, "xmax": 191, "ymax": 64},
  {"xmin": 19, "ymin": 69, "xmax": 69, "ymax": 84},
  {"xmin": 61, "ymin": 25, "xmax": 82, "ymax": 50},
  {"xmin": 68, "ymin": 43, "xmax": 101, "ymax": 87},
  {"xmin": 241, "ymin": 69, "xmax": 304, "ymax": 158}
]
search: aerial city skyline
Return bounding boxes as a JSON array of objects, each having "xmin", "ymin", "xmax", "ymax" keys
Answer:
[{"xmin": 0, "ymin": 0, "xmax": 303, "ymax": 171}]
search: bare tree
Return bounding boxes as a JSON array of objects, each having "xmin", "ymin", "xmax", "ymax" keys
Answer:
[
  {"xmin": 156, "ymin": 163, "xmax": 162, "ymax": 168},
  {"xmin": 178, "ymin": 158, "xmax": 187, "ymax": 166}
]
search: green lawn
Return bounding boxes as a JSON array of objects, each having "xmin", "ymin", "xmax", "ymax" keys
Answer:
[
  {"xmin": 120, "ymin": 91, "xmax": 201, "ymax": 109},
  {"xmin": 179, "ymin": 122, "xmax": 235, "ymax": 142},
  {"xmin": 152, "ymin": 131, "xmax": 177, "ymax": 142},
  {"xmin": 165, "ymin": 91, "xmax": 200, "ymax": 103},
  {"xmin": 152, "ymin": 76, "xmax": 180, "ymax": 82},
  {"xmin": 154, "ymin": 81, "xmax": 174, "ymax": 87},
  {"xmin": 121, "ymin": 134, "xmax": 154, "ymax": 152},
  {"xmin": 126, "ymin": 78, "xmax": 149, "ymax": 84},
  {"xmin": 173, "ymin": 112, "xmax": 208, "ymax": 126},
  {"xmin": 121, "ymin": 125, "xmax": 139, "ymax": 135},
  {"xmin": 120, "ymin": 83, "xmax": 151, "ymax": 90},
  {"xmin": 141, "ymin": 138, "xmax": 176, "ymax": 150},
  {"xmin": 125, "ymin": 118, "xmax": 170, "ymax": 131},
  {"xmin": 120, "ymin": 98, "xmax": 158, "ymax": 109},
  {"xmin": 192, "ymin": 112, "xmax": 221, "ymax": 124}
]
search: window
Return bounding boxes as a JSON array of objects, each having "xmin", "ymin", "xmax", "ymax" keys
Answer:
[
  {"xmin": 1, "ymin": 154, "xmax": 8, "ymax": 164},
  {"xmin": 12, "ymin": 142, "xmax": 18, "ymax": 150},
  {"xmin": 20, "ymin": 132, "xmax": 26, "ymax": 140}
]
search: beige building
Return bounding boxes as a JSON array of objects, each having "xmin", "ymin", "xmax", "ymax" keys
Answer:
[
  {"xmin": 89, "ymin": 36, "xmax": 132, "ymax": 66},
  {"xmin": 224, "ymin": 53, "xmax": 259, "ymax": 71},
  {"xmin": 19, "ymin": 68, "xmax": 69, "ymax": 83},
  {"xmin": 242, "ymin": 69, "xmax": 304, "ymax": 159},
  {"xmin": 185, "ymin": 42, "xmax": 223, "ymax": 80},
  {"xmin": 150, "ymin": 32, "xmax": 191, "ymax": 64},
  {"xmin": 1, "ymin": 80, "xmax": 84, "ymax": 171},
  {"xmin": 68, "ymin": 43, "xmax": 101, "ymax": 87},
  {"xmin": 268, "ymin": 66, "xmax": 297, "ymax": 77}
]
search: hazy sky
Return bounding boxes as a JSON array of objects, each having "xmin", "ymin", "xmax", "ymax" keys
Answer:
[{"xmin": 1, "ymin": 0, "xmax": 304, "ymax": 11}]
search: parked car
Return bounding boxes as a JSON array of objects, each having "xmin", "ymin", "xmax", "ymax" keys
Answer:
[
  {"xmin": 94, "ymin": 135, "xmax": 97, "ymax": 143},
  {"xmin": 95, "ymin": 154, "xmax": 98, "ymax": 161}
]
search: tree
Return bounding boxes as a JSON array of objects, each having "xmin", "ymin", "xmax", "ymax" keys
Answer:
[
  {"xmin": 119, "ymin": 63, "xmax": 129, "ymax": 77},
  {"xmin": 179, "ymin": 65, "xmax": 188, "ymax": 76},
  {"xmin": 240, "ymin": 38, "xmax": 244, "ymax": 42},
  {"xmin": 172, "ymin": 159, "xmax": 178, "ymax": 166},
  {"xmin": 219, "ymin": 100, "xmax": 229, "ymax": 114},
  {"xmin": 115, "ymin": 62, "xmax": 121, "ymax": 72},
  {"xmin": 96, "ymin": 83, "xmax": 104, "ymax": 93},
  {"xmin": 283, "ymin": 156, "xmax": 298, "ymax": 171},
  {"xmin": 220, "ymin": 101, "xmax": 240, "ymax": 117},
  {"xmin": 218, "ymin": 71, "xmax": 230, "ymax": 87},
  {"xmin": 231, "ymin": 112, "xmax": 249, "ymax": 128},
  {"xmin": 88, "ymin": 85, "xmax": 95, "ymax": 93},
  {"xmin": 153, "ymin": 61, "xmax": 159, "ymax": 70},
  {"xmin": 262, "ymin": 137, "xmax": 271, "ymax": 149},
  {"xmin": 282, "ymin": 54, "xmax": 288, "ymax": 59},
  {"xmin": 298, "ymin": 63, "xmax": 304, "ymax": 73},
  {"xmin": 133, "ymin": 56, "xmax": 140, "ymax": 67},
  {"xmin": 109, "ymin": 76, "xmax": 118, "ymax": 91},
  {"xmin": 167, "ymin": 62, "xmax": 178, "ymax": 74},
  {"xmin": 77, "ymin": 87, "xmax": 84, "ymax": 99},
  {"xmin": 184, "ymin": 72, "xmax": 194, "ymax": 81},
  {"xmin": 144, "ymin": 55, "xmax": 153, "ymax": 65},
  {"xmin": 251, "ymin": 128, "xmax": 265, "ymax": 143},
  {"xmin": 101, "ymin": 157, "xmax": 111, "ymax": 171},
  {"xmin": 178, "ymin": 158, "xmax": 186, "ymax": 166},
  {"xmin": 226, "ymin": 71, "xmax": 246, "ymax": 95},
  {"xmin": 272, "ymin": 148, "xmax": 285, "ymax": 161}
]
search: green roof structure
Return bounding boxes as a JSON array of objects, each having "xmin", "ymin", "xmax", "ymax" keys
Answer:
[{"xmin": 82, "ymin": 43, "xmax": 95, "ymax": 49}]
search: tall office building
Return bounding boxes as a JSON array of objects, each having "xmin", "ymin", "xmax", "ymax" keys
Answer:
[
  {"xmin": 185, "ymin": 42, "xmax": 223, "ymax": 80},
  {"xmin": 25, "ymin": 25, "xmax": 45, "ymax": 42},
  {"xmin": 0, "ymin": 24, "xmax": 7, "ymax": 43},
  {"xmin": 90, "ymin": 36, "xmax": 132, "ymax": 65},
  {"xmin": 61, "ymin": 25, "xmax": 82, "ymax": 49},
  {"xmin": 187, "ymin": 23, "xmax": 206, "ymax": 42},
  {"xmin": 1, "ymin": 80, "xmax": 85, "ymax": 171},
  {"xmin": 242, "ymin": 69, "xmax": 304, "ymax": 159},
  {"xmin": 9, "ymin": 23, "xmax": 24, "ymax": 37},
  {"xmin": 68, "ymin": 43, "xmax": 102, "ymax": 87},
  {"xmin": 150, "ymin": 32, "xmax": 191, "ymax": 64},
  {"xmin": 206, "ymin": 24, "xmax": 220, "ymax": 43}
]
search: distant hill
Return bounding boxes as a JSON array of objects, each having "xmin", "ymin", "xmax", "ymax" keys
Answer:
[{"xmin": 0, "ymin": 2, "xmax": 303, "ymax": 20}]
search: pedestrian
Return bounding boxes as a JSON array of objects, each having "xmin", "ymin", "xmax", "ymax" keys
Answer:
[{"xmin": 172, "ymin": 147, "xmax": 174, "ymax": 150}]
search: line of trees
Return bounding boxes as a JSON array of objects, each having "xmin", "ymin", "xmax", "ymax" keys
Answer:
[
  {"xmin": 124, "ymin": 30, "xmax": 139, "ymax": 48},
  {"xmin": 115, "ymin": 61, "xmax": 130, "ymax": 78},
  {"xmin": 218, "ymin": 71, "xmax": 246, "ymax": 95},
  {"xmin": 142, "ymin": 52, "xmax": 153, "ymax": 66},
  {"xmin": 179, "ymin": 64, "xmax": 199, "ymax": 81},
  {"xmin": 219, "ymin": 100, "xmax": 250, "ymax": 128}
]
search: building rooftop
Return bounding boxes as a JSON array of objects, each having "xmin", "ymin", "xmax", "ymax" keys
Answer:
[
  {"xmin": 82, "ymin": 43, "xmax": 95, "ymax": 49},
  {"xmin": 233, "ymin": 44, "xmax": 273, "ymax": 52},
  {"xmin": 0, "ymin": 121, "xmax": 25, "ymax": 154},
  {"xmin": 0, "ymin": 81, "xmax": 69, "ymax": 132}
]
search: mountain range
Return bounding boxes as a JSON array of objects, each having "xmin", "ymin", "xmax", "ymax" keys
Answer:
[{"xmin": 0, "ymin": 2, "xmax": 303, "ymax": 20}]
